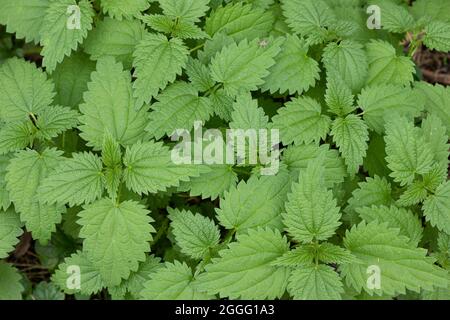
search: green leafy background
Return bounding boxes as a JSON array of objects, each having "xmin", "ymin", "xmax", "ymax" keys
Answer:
[{"xmin": 0, "ymin": 0, "xmax": 449, "ymax": 300}]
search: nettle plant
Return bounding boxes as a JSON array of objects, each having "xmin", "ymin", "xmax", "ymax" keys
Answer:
[{"xmin": 0, "ymin": 0, "xmax": 450, "ymax": 300}]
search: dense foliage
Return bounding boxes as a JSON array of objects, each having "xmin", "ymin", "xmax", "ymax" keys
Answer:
[{"xmin": 0, "ymin": 0, "xmax": 450, "ymax": 300}]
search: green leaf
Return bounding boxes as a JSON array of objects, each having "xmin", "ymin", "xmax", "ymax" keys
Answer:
[
  {"xmin": 123, "ymin": 140, "xmax": 203, "ymax": 195},
  {"xmin": 0, "ymin": 155, "xmax": 12, "ymax": 211},
  {"xmin": 0, "ymin": 262, "xmax": 24, "ymax": 300},
  {"xmin": 421, "ymin": 114, "xmax": 449, "ymax": 168},
  {"xmin": 331, "ymin": 114, "xmax": 369, "ymax": 175},
  {"xmin": 0, "ymin": 122, "xmax": 34, "ymax": 155},
  {"xmin": 117, "ymin": 255, "xmax": 162, "ymax": 298},
  {"xmin": 210, "ymin": 37, "xmax": 283, "ymax": 96},
  {"xmin": 101, "ymin": 133, "xmax": 122, "ymax": 169},
  {"xmin": 385, "ymin": 116, "xmax": 434, "ymax": 186},
  {"xmin": 272, "ymin": 246, "xmax": 315, "ymax": 267},
  {"xmin": 325, "ymin": 74, "xmax": 355, "ymax": 116},
  {"xmin": 185, "ymin": 58, "xmax": 215, "ymax": 92},
  {"xmin": 146, "ymin": 82, "xmax": 213, "ymax": 140},
  {"xmin": 198, "ymin": 33, "xmax": 235, "ymax": 64},
  {"xmin": 141, "ymin": 261, "xmax": 210, "ymax": 300},
  {"xmin": 322, "ymin": 40, "xmax": 368, "ymax": 92},
  {"xmin": 271, "ymin": 97, "xmax": 331, "ymax": 146},
  {"xmin": 270, "ymin": 2, "xmax": 291, "ymax": 37},
  {"xmin": 242, "ymin": 0, "xmax": 274, "ymax": 10},
  {"xmin": 132, "ymin": 33, "xmax": 189, "ymax": 107},
  {"xmin": 0, "ymin": 209, "xmax": 23, "ymax": 259},
  {"xmin": 35, "ymin": 105, "xmax": 79, "ymax": 140},
  {"xmin": 100, "ymin": 0, "xmax": 150, "ymax": 20},
  {"xmin": 197, "ymin": 228, "xmax": 290, "ymax": 299},
  {"xmin": 216, "ymin": 170, "xmax": 291, "ymax": 233},
  {"xmin": 262, "ymin": 34, "xmax": 319, "ymax": 95},
  {"xmin": 283, "ymin": 143, "xmax": 347, "ymax": 188},
  {"xmin": 283, "ymin": 160, "xmax": 341, "ymax": 243},
  {"xmin": 52, "ymin": 251, "xmax": 105, "ymax": 295},
  {"xmin": 424, "ymin": 21, "xmax": 450, "ymax": 52},
  {"xmin": 158, "ymin": 0, "xmax": 210, "ymax": 23},
  {"xmin": 366, "ymin": 40, "xmax": 415, "ymax": 86},
  {"xmin": 363, "ymin": 133, "xmax": 390, "ymax": 177},
  {"xmin": 103, "ymin": 167, "xmax": 121, "ymax": 201},
  {"xmin": 0, "ymin": 0, "xmax": 49, "ymax": 44},
  {"xmin": 84, "ymin": 17, "xmax": 145, "ymax": 70},
  {"xmin": 423, "ymin": 181, "xmax": 450, "ymax": 235},
  {"xmin": 346, "ymin": 176, "xmax": 393, "ymax": 214},
  {"xmin": 38, "ymin": 152, "xmax": 105, "ymax": 207},
  {"xmin": 411, "ymin": 0, "xmax": 450, "ymax": 23},
  {"xmin": 422, "ymin": 285, "xmax": 450, "ymax": 300},
  {"xmin": 288, "ymin": 265, "xmax": 344, "ymax": 300},
  {"xmin": 415, "ymin": 82, "xmax": 450, "ymax": 134},
  {"xmin": 168, "ymin": 208, "xmax": 220, "ymax": 260},
  {"xmin": 397, "ymin": 179, "xmax": 431, "ymax": 207},
  {"xmin": 398, "ymin": 164, "xmax": 447, "ymax": 207},
  {"xmin": 435, "ymin": 232, "xmax": 450, "ymax": 269},
  {"xmin": 205, "ymin": 2, "xmax": 274, "ymax": 41},
  {"xmin": 0, "ymin": 58, "xmax": 55, "ymax": 122},
  {"xmin": 79, "ymin": 57, "xmax": 148, "ymax": 149},
  {"xmin": 316, "ymin": 243, "xmax": 358, "ymax": 264},
  {"xmin": 356, "ymin": 205, "xmax": 423, "ymax": 246},
  {"xmin": 178, "ymin": 166, "xmax": 237, "ymax": 201},
  {"xmin": 3, "ymin": 0, "xmax": 450, "ymax": 302},
  {"xmin": 171, "ymin": 21, "xmax": 208, "ymax": 40},
  {"xmin": 229, "ymin": 94, "xmax": 269, "ymax": 130},
  {"xmin": 6, "ymin": 148, "xmax": 65, "ymax": 243},
  {"xmin": 142, "ymin": 15, "xmax": 209, "ymax": 40},
  {"xmin": 101, "ymin": 133, "xmax": 122, "ymax": 200},
  {"xmin": 358, "ymin": 85, "xmax": 423, "ymax": 133},
  {"xmin": 78, "ymin": 198, "xmax": 155, "ymax": 286},
  {"xmin": 274, "ymin": 242, "xmax": 357, "ymax": 266},
  {"xmin": 209, "ymin": 89, "xmax": 234, "ymax": 121},
  {"xmin": 342, "ymin": 221, "xmax": 449, "ymax": 296},
  {"xmin": 61, "ymin": 207, "xmax": 81, "ymax": 240},
  {"xmin": 141, "ymin": 14, "xmax": 175, "ymax": 34},
  {"xmin": 31, "ymin": 282, "xmax": 64, "ymax": 300},
  {"xmin": 51, "ymin": 52, "xmax": 96, "ymax": 108},
  {"xmin": 281, "ymin": 0, "xmax": 336, "ymax": 45},
  {"xmin": 40, "ymin": 0, "xmax": 94, "ymax": 72},
  {"xmin": 376, "ymin": 1, "xmax": 415, "ymax": 33},
  {"xmin": 438, "ymin": 232, "xmax": 450, "ymax": 252}
]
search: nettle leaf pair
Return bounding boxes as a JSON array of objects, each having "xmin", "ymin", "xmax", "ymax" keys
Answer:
[{"xmin": 0, "ymin": 0, "xmax": 450, "ymax": 301}]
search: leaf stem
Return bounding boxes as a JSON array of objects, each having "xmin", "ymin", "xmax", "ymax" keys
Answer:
[
  {"xmin": 151, "ymin": 218, "xmax": 169, "ymax": 247},
  {"xmin": 223, "ymin": 229, "xmax": 236, "ymax": 244},
  {"xmin": 313, "ymin": 240, "xmax": 319, "ymax": 266},
  {"xmin": 194, "ymin": 253, "xmax": 212, "ymax": 278},
  {"xmin": 204, "ymin": 83, "xmax": 223, "ymax": 97},
  {"xmin": 189, "ymin": 43, "xmax": 205, "ymax": 53}
]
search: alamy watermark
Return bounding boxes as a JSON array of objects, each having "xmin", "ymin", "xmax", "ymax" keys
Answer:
[
  {"xmin": 66, "ymin": 265, "xmax": 81, "ymax": 290},
  {"xmin": 170, "ymin": 121, "xmax": 280, "ymax": 176},
  {"xmin": 366, "ymin": 265, "xmax": 381, "ymax": 290},
  {"xmin": 366, "ymin": 5, "xmax": 382, "ymax": 30},
  {"xmin": 66, "ymin": 5, "xmax": 81, "ymax": 30}
]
